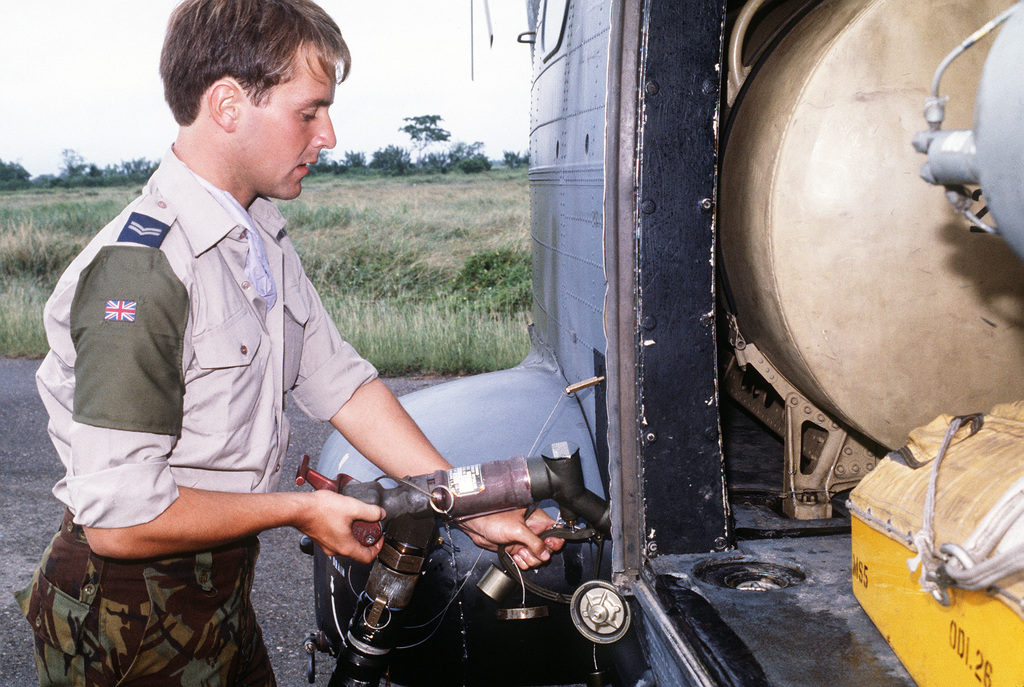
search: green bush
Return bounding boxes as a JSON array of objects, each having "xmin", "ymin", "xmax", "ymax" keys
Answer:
[
  {"xmin": 343, "ymin": 151, "xmax": 367, "ymax": 168},
  {"xmin": 458, "ymin": 156, "xmax": 491, "ymax": 174},
  {"xmin": 502, "ymin": 151, "xmax": 529, "ymax": 168},
  {"xmin": 370, "ymin": 145, "xmax": 412, "ymax": 175},
  {"xmin": 421, "ymin": 151, "xmax": 451, "ymax": 173},
  {"xmin": 309, "ymin": 153, "xmax": 345, "ymax": 175},
  {"xmin": 0, "ymin": 158, "xmax": 31, "ymax": 183},
  {"xmin": 450, "ymin": 248, "xmax": 531, "ymax": 312}
]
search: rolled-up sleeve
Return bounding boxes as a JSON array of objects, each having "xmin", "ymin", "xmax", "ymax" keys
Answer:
[
  {"xmin": 288, "ymin": 272, "xmax": 377, "ymax": 421},
  {"xmin": 65, "ymin": 423, "xmax": 179, "ymax": 528},
  {"xmin": 62, "ymin": 243, "xmax": 189, "ymax": 528}
]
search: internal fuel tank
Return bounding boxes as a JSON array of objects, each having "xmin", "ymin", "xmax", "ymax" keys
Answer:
[{"xmin": 720, "ymin": 0, "xmax": 1024, "ymax": 450}]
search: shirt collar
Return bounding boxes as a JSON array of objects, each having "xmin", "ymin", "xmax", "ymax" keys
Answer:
[{"xmin": 146, "ymin": 148, "xmax": 286, "ymax": 256}]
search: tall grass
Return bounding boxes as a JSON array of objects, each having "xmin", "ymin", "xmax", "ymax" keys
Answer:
[
  {"xmin": 0, "ymin": 223, "xmax": 88, "ymax": 284},
  {"xmin": 0, "ymin": 278, "xmax": 49, "ymax": 356},
  {"xmin": 0, "ymin": 171, "xmax": 532, "ymax": 374},
  {"xmin": 327, "ymin": 295, "xmax": 531, "ymax": 375}
]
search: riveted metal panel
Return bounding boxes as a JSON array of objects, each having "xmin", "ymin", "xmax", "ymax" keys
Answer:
[
  {"xmin": 530, "ymin": 0, "xmax": 609, "ymax": 396},
  {"xmin": 635, "ymin": 0, "xmax": 729, "ymax": 555}
]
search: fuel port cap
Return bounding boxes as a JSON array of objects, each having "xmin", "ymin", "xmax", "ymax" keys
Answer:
[{"xmin": 570, "ymin": 580, "xmax": 631, "ymax": 644}]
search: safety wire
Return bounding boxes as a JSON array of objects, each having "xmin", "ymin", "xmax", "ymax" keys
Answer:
[
  {"xmin": 527, "ymin": 391, "xmax": 568, "ymax": 459},
  {"xmin": 528, "ymin": 374, "xmax": 605, "ymax": 466},
  {"xmin": 381, "ymin": 474, "xmax": 435, "ymax": 502},
  {"xmin": 396, "ymin": 524, "xmax": 486, "ymax": 650},
  {"xmin": 374, "ymin": 473, "xmax": 482, "ymax": 648},
  {"xmin": 517, "ymin": 376, "xmax": 608, "ymax": 609},
  {"xmin": 511, "ymin": 546, "xmax": 528, "ymax": 608},
  {"xmin": 497, "ymin": 524, "xmax": 606, "ymax": 606}
]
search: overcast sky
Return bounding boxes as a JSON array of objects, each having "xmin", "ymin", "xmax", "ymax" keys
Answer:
[{"xmin": 0, "ymin": 1, "xmax": 534, "ymax": 177}]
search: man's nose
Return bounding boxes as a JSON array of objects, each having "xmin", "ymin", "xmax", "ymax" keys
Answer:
[{"xmin": 315, "ymin": 113, "xmax": 337, "ymax": 150}]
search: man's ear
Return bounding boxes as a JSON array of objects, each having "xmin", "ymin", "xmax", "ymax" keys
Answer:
[{"xmin": 205, "ymin": 78, "xmax": 246, "ymax": 133}]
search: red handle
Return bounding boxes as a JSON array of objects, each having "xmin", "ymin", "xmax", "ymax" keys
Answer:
[
  {"xmin": 296, "ymin": 455, "xmax": 383, "ymax": 547},
  {"xmin": 295, "ymin": 454, "xmax": 343, "ymax": 491},
  {"xmin": 352, "ymin": 520, "xmax": 383, "ymax": 546}
]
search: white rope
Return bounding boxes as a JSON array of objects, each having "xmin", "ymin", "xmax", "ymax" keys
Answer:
[
  {"xmin": 908, "ymin": 415, "xmax": 1024, "ymax": 600},
  {"xmin": 941, "ymin": 474, "xmax": 1024, "ymax": 590},
  {"xmin": 907, "ymin": 415, "xmax": 974, "ymax": 601}
]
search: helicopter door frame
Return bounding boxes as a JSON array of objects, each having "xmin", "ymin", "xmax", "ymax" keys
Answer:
[{"xmin": 607, "ymin": 0, "xmax": 730, "ymax": 579}]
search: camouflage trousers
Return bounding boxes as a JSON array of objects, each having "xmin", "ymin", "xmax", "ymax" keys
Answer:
[{"xmin": 16, "ymin": 510, "xmax": 276, "ymax": 686}]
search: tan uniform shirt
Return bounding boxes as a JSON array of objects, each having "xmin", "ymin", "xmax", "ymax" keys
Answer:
[{"xmin": 36, "ymin": 150, "xmax": 377, "ymax": 528}]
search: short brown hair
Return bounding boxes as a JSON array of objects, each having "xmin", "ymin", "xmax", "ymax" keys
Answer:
[{"xmin": 160, "ymin": 0, "xmax": 350, "ymax": 125}]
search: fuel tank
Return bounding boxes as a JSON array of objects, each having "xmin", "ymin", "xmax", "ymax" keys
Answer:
[{"xmin": 720, "ymin": 0, "xmax": 1024, "ymax": 450}]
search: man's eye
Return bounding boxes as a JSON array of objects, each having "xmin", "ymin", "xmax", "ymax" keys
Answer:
[{"xmin": 302, "ymin": 112, "xmax": 316, "ymax": 122}]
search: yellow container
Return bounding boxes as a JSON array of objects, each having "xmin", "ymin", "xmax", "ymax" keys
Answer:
[
  {"xmin": 851, "ymin": 517, "xmax": 1024, "ymax": 687},
  {"xmin": 849, "ymin": 402, "xmax": 1024, "ymax": 686}
]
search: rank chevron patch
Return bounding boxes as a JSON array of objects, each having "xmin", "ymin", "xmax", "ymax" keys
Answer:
[{"xmin": 116, "ymin": 212, "xmax": 171, "ymax": 247}]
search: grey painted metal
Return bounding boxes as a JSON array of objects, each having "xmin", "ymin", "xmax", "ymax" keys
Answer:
[
  {"xmin": 317, "ymin": 342, "xmax": 604, "ymax": 498},
  {"xmin": 974, "ymin": 2, "xmax": 1024, "ymax": 259},
  {"xmin": 631, "ymin": 579, "xmax": 716, "ymax": 687},
  {"xmin": 529, "ymin": 0, "xmax": 610, "ymax": 425},
  {"xmin": 604, "ymin": 0, "xmax": 644, "ymax": 585}
]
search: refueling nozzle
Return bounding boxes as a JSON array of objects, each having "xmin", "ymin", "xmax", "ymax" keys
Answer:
[{"xmin": 528, "ymin": 441, "xmax": 611, "ymax": 535}]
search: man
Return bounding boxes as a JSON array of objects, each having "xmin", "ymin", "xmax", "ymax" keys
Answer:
[{"xmin": 17, "ymin": 1, "xmax": 557, "ymax": 684}]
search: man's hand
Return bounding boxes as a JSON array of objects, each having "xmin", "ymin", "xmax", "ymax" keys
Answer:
[
  {"xmin": 457, "ymin": 508, "xmax": 565, "ymax": 570},
  {"xmin": 298, "ymin": 490, "xmax": 386, "ymax": 563}
]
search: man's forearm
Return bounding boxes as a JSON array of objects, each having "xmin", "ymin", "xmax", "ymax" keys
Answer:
[
  {"xmin": 83, "ymin": 487, "xmax": 308, "ymax": 558},
  {"xmin": 81, "ymin": 379, "xmax": 435, "ymax": 562},
  {"xmin": 82, "ymin": 485, "xmax": 384, "ymax": 562},
  {"xmin": 329, "ymin": 378, "xmax": 452, "ymax": 476}
]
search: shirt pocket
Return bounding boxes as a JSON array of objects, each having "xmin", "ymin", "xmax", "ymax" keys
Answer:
[
  {"xmin": 187, "ymin": 307, "xmax": 266, "ymax": 433},
  {"xmin": 282, "ymin": 284, "xmax": 310, "ymax": 390}
]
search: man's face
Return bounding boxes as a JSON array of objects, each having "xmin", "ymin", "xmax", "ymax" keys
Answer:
[{"xmin": 235, "ymin": 48, "xmax": 337, "ymax": 204}]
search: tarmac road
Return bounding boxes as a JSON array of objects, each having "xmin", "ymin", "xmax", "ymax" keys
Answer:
[{"xmin": 0, "ymin": 357, "xmax": 448, "ymax": 686}]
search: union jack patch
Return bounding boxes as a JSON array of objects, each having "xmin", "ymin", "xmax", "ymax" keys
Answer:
[{"xmin": 104, "ymin": 300, "xmax": 137, "ymax": 322}]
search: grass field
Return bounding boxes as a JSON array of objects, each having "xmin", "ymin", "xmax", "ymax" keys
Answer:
[{"xmin": 0, "ymin": 169, "xmax": 532, "ymax": 374}]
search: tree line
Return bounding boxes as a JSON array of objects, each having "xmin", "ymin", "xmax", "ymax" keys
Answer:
[
  {"xmin": 0, "ymin": 149, "xmax": 160, "ymax": 190},
  {"xmin": 312, "ymin": 115, "xmax": 528, "ymax": 176},
  {"xmin": 0, "ymin": 115, "xmax": 529, "ymax": 190}
]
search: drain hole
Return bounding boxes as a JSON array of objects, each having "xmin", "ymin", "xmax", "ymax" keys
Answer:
[
  {"xmin": 694, "ymin": 560, "xmax": 804, "ymax": 591},
  {"xmin": 725, "ymin": 572, "xmax": 785, "ymax": 591}
]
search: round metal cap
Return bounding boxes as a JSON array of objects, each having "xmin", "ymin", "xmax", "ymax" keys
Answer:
[{"xmin": 569, "ymin": 580, "xmax": 631, "ymax": 644}]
